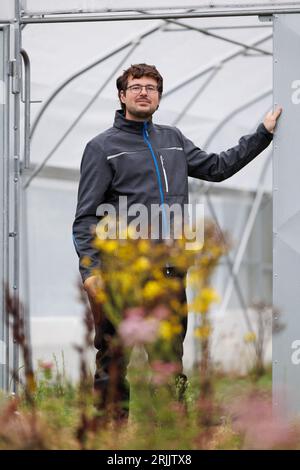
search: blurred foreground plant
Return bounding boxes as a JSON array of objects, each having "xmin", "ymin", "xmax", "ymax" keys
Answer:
[
  {"xmin": 243, "ymin": 302, "xmax": 285, "ymax": 379},
  {"xmin": 6, "ymin": 218, "xmax": 298, "ymax": 450},
  {"xmin": 86, "ymin": 219, "xmax": 229, "ymax": 432},
  {"xmin": 187, "ymin": 223, "xmax": 228, "ymax": 441},
  {"xmin": 1, "ymin": 282, "xmax": 300, "ymax": 449}
]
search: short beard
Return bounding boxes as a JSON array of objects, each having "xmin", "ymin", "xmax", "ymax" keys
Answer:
[
  {"xmin": 125, "ymin": 104, "xmax": 156, "ymax": 120},
  {"xmin": 130, "ymin": 109, "xmax": 153, "ymax": 119}
]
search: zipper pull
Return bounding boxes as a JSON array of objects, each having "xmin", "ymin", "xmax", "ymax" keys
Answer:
[
  {"xmin": 143, "ymin": 122, "xmax": 149, "ymax": 138},
  {"xmin": 160, "ymin": 155, "xmax": 169, "ymax": 193}
]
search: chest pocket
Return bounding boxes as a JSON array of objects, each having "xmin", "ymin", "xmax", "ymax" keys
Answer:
[
  {"xmin": 158, "ymin": 147, "xmax": 187, "ymax": 196},
  {"xmin": 107, "ymin": 149, "xmax": 157, "ymax": 194}
]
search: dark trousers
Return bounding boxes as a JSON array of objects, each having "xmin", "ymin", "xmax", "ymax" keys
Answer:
[{"xmin": 91, "ymin": 267, "xmax": 188, "ymax": 418}]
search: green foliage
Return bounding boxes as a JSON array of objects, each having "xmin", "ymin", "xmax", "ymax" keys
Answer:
[{"xmin": 0, "ymin": 365, "xmax": 277, "ymax": 450}]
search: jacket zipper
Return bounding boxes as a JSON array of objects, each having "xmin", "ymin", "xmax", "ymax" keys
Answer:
[
  {"xmin": 160, "ymin": 155, "xmax": 169, "ymax": 193},
  {"xmin": 143, "ymin": 122, "xmax": 168, "ymax": 238}
]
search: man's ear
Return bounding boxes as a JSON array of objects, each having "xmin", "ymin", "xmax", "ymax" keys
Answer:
[
  {"xmin": 120, "ymin": 90, "xmax": 126, "ymax": 104},
  {"xmin": 156, "ymin": 96, "xmax": 161, "ymax": 111}
]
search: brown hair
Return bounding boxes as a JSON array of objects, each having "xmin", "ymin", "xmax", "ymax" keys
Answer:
[{"xmin": 116, "ymin": 63, "xmax": 163, "ymax": 112}]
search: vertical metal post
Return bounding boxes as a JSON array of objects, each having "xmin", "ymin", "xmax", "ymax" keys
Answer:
[
  {"xmin": 0, "ymin": 19, "xmax": 14, "ymax": 394},
  {"xmin": 273, "ymin": 13, "xmax": 300, "ymax": 418},
  {"xmin": 4, "ymin": 25, "xmax": 11, "ymax": 392},
  {"xmin": 11, "ymin": 0, "xmax": 21, "ymax": 393},
  {"xmin": 0, "ymin": 24, "xmax": 12, "ymax": 392},
  {"xmin": 0, "ymin": 28, "xmax": 6, "ymax": 389}
]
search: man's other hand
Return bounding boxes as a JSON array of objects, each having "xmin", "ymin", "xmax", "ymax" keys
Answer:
[
  {"xmin": 83, "ymin": 274, "xmax": 103, "ymax": 300},
  {"xmin": 263, "ymin": 107, "xmax": 282, "ymax": 134},
  {"xmin": 83, "ymin": 275, "xmax": 104, "ymax": 324}
]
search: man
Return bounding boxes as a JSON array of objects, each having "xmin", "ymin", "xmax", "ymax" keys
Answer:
[{"xmin": 73, "ymin": 63, "xmax": 281, "ymax": 420}]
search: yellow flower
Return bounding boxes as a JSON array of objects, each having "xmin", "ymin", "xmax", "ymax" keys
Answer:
[
  {"xmin": 93, "ymin": 237, "xmax": 105, "ymax": 250},
  {"xmin": 159, "ymin": 321, "xmax": 182, "ymax": 340},
  {"xmin": 244, "ymin": 332, "xmax": 257, "ymax": 343},
  {"xmin": 138, "ymin": 240, "xmax": 151, "ymax": 254},
  {"xmin": 120, "ymin": 273, "xmax": 135, "ymax": 295},
  {"xmin": 143, "ymin": 281, "xmax": 164, "ymax": 300},
  {"xmin": 81, "ymin": 256, "xmax": 91, "ymax": 267},
  {"xmin": 95, "ymin": 290, "xmax": 107, "ymax": 304},
  {"xmin": 152, "ymin": 268, "xmax": 164, "ymax": 281},
  {"xmin": 159, "ymin": 321, "xmax": 173, "ymax": 340},
  {"xmin": 189, "ymin": 287, "xmax": 220, "ymax": 313},
  {"xmin": 118, "ymin": 244, "xmax": 135, "ymax": 262},
  {"xmin": 194, "ymin": 325, "xmax": 211, "ymax": 339},
  {"xmin": 201, "ymin": 287, "xmax": 220, "ymax": 303},
  {"xmin": 160, "ymin": 321, "xmax": 175, "ymax": 340},
  {"xmin": 188, "ymin": 270, "xmax": 203, "ymax": 287},
  {"xmin": 210, "ymin": 246, "xmax": 222, "ymax": 257},
  {"xmin": 133, "ymin": 256, "xmax": 151, "ymax": 272},
  {"xmin": 110, "ymin": 271, "xmax": 134, "ymax": 296},
  {"xmin": 103, "ymin": 240, "xmax": 119, "ymax": 253},
  {"xmin": 171, "ymin": 324, "xmax": 183, "ymax": 335}
]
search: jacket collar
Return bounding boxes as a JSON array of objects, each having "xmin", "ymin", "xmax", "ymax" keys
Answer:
[{"xmin": 113, "ymin": 109, "xmax": 154, "ymax": 135}]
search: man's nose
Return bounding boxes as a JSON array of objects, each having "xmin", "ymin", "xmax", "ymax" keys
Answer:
[{"xmin": 140, "ymin": 87, "xmax": 148, "ymax": 96}]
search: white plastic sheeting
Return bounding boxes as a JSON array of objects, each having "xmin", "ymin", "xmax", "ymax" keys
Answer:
[
  {"xmin": 23, "ymin": 15, "xmax": 273, "ymax": 191},
  {"xmin": 20, "ymin": 1, "xmax": 300, "ymax": 15},
  {"xmin": 0, "ymin": 1, "xmax": 14, "ymax": 20}
]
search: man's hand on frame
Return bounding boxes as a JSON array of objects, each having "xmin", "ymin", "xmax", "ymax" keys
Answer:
[{"xmin": 263, "ymin": 106, "xmax": 283, "ymax": 134}]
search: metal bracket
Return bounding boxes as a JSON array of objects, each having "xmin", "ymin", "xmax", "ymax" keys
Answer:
[
  {"xmin": 7, "ymin": 59, "xmax": 16, "ymax": 77},
  {"xmin": 258, "ymin": 15, "xmax": 273, "ymax": 23},
  {"xmin": 8, "ymin": 59, "xmax": 20, "ymax": 94}
]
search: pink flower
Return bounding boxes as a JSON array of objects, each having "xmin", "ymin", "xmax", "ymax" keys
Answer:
[
  {"xmin": 150, "ymin": 305, "xmax": 171, "ymax": 320},
  {"xmin": 124, "ymin": 307, "xmax": 146, "ymax": 318},
  {"xmin": 118, "ymin": 315, "xmax": 159, "ymax": 347},
  {"xmin": 38, "ymin": 361, "xmax": 53, "ymax": 370},
  {"xmin": 150, "ymin": 360, "xmax": 181, "ymax": 385},
  {"xmin": 227, "ymin": 393, "xmax": 298, "ymax": 449}
]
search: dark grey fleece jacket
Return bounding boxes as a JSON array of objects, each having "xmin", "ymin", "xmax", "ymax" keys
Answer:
[{"xmin": 73, "ymin": 110, "xmax": 273, "ymax": 282}]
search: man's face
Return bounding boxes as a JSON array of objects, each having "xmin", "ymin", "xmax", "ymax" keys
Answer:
[{"xmin": 120, "ymin": 74, "xmax": 160, "ymax": 121}]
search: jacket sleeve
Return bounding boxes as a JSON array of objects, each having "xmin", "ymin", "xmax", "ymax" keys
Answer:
[
  {"xmin": 72, "ymin": 141, "xmax": 113, "ymax": 282},
  {"xmin": 179, "ymin": 123, "xmax": 273, "ymax": 182}
]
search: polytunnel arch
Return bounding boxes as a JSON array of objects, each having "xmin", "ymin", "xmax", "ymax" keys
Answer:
[{"xmin": 0, "ymin": 0, "xmax": 298, "ymax": 417}]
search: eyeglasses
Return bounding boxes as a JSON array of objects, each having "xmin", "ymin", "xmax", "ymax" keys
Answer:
[{"xmin": 126, "ymin": 85, "xmax": 159, "ymax": 95}]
